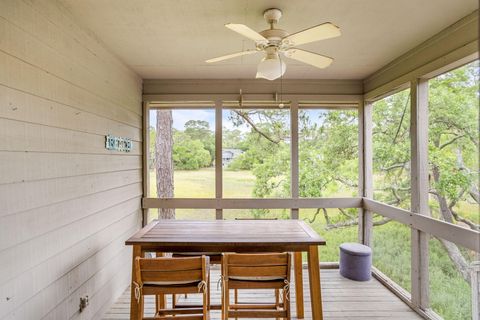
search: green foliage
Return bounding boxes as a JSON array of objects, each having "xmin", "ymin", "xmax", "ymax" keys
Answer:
[
  {"xmin": 184, "ymin": 120, "xmax": 215, "ymax": 164},
  {"xmin": 429, "ymin": 239, "xmax": 473, "ymax": 320},
  {"xmin": 369, "ymin": 61, "xmax": 479, "ymax": 319},
  {"xmin": 428, "ymin": 61, "xmax": 479, "ymax": 213},
  {"xmin": 252, "ymin": 144, "xmax": 290, "ymax": 197},
  {"xmin": 223, "ymin": 128, "xmax": 246, "ymax": 149},
  {"xmin": 151, "ymin": 118, "xmax": 215, "ymax": 170},
  {"xmin": 372, "ymin": 89, "xmax": 412, "ymax": 208},
  {"xmin": 173, "ymin": 131, "xmax": 211, "ymax": 170},
  {"xmin": 225, "ymin": 110, "xmax": 291, "ymax": 196},
  {"xmin": 299, "ymin": 110, "xmax": 359, "ymax": 198}
]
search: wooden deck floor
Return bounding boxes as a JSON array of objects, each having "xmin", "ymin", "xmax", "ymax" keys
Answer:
[{"xmin": 102, "ymin": 269, "xmax": 422, "ymax": 319}]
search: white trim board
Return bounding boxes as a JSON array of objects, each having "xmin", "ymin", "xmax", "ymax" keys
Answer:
[
  {"xmin": 363, "ymin": 198, "xmax": 480, "ymax": 252},
  {"xmin": 143, "ymin": 197, "xmax": 363, "ymax": 209}
]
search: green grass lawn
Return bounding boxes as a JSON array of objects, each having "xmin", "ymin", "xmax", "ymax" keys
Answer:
[
  {"xmin": 149, "ymin": 168, "xmax": 475, "ymax": 320},
  {"xmin": 149, "ymin": 168, "xmax": 256, "ymax": 198}
]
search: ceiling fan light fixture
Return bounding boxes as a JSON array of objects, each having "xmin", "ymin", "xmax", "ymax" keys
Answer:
[
  {"xmin": 255, "ymin": 54, "xmax": 286, "ymax": 81},
  {"xmin": 207, "ymin": 8, "xmax": 341, "ymax": 79}
]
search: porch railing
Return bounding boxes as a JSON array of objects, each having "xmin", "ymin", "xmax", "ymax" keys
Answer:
[{"xmin": 143, "ymin": 196, "xmax": 480, "ymax": 320}]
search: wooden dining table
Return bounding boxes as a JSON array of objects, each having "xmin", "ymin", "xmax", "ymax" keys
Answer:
[{"xmin": 125, "ymin": 219, "xmax": 326, "ymax": 320}]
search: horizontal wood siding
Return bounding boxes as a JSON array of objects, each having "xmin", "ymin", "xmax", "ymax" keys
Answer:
[{"xmin": 0, "ymin": 0, "xmax": 142, "ymax": 319}]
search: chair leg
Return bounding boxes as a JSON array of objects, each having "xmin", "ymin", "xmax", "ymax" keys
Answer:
[
  {"xmin": 275, "ymin": 289, "xmax": 280, "ymax": 320},
  {"xmin": 284, "ymin": 288, "xmax": 291, "ymax": 320},
  {"xmin": 222, "ymin": 285, "xmax": 226, "ymax": 320},
  {"xmin": 137, "ymin": 295, "xmax": 144, "ymax": 319},
  {"xmin": 203, "ymin": 287, "xmax": 208, "ymax": 320},
  {"xmin": 223, "ymin": 282, "xmax": 229, "ymax": 320},
  {"xmin": 221, "ymin": 282, "xmax": 224, "ymax": 319},
  {"xmin": 207, "ymin": 275, "xmax": 211, "ymax": 311},
  {"xmin": 156, "ymin": 294, "xmax": 165, "ymax": 314},
  {"xmin": 234, "ymin": 289, "xmax": 238, "ymax": 320},
  {"xmin": 172, "ymin": 294, "xmax": 176, "ymax": 308}
]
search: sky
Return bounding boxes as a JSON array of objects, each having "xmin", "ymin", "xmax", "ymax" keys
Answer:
[
  {"xmin": 149, "ymin": 109, "xmax": 329, "ymax": 132},
  {"xmin": 149, "ymin": 109, "xmax": 215, "ymax": 130}
]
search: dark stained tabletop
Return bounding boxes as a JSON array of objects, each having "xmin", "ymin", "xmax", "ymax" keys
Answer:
[{"xmin": 125, "ymin": 220, "xmax": 326, "ymax": 252}]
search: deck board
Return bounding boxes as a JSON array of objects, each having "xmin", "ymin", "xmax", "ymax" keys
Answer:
[{"xmin": 101, "ymin": 269, "xmax": 422, "ymax": 319}]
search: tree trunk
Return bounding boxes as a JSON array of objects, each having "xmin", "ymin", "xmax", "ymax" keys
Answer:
[
  {"xmin": 431, "ymin": 161, "xmax": 471, "ymax": 284},
  {"xmin": 432, "ymin": 164, "xmax": 454, "ymax": 223},
  {"xmin": 155, "ymin": 110, "xmax": 175, "ymax": 219},
  {"xmin": 439, "ymin": 238, "xmax": 471, "ymax": 283}
]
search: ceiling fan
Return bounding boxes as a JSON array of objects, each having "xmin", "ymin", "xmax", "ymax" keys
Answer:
[{"xmin": 206, "ymin": 8, "xmax": 341, "ymax": 80}]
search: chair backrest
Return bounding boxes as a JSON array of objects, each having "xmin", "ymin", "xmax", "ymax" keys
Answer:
[
  {"xmin": 135, "ymin": 256, "xmax": 207, "ymax": 286},
  {"xmin": 223, "ymin": 253, "xmax": 291, "ymax": 280}
]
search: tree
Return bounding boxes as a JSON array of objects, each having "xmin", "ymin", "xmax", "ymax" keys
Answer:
[
  {"xmin": 173, "ymin": 131, "xmax": 211, "ymax": 170},
  {"xmin": 298, "ymin": 109, "xmax": 361, "ymax": 225},
  {"xmin": 223, "ymin": 128, "xmax": 245, "ymax": 149},
  {"xmin": 184, "ymin": 120, "xmax": 215, "ymax": 165},
  {"xmin": 427, "ymin": 62, "xmax": 479, "ymax": 282},
  {"xmin": 155, "ymin": 110, "xmax": 175, "ymax": 219},
  {"xmin": 229, "ymin": 110, "xmax": 293, "ymax": 198},
  {"xmin": 231, "ymin": 62, "xmax": 478, "ymax": 289}
]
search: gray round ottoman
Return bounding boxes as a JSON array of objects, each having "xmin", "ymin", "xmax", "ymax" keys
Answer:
[{"xmin": 339, "ymin": 243, "xmax": 372, "ymax": 281}]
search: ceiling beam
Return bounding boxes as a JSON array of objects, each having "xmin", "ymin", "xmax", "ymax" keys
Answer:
[{"xmin": 143, "ymin": 79, "xmax": 363, "ymax": 96}]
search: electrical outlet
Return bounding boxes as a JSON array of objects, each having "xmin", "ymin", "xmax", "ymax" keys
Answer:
[{"xmin": 79, "ymin": 296, "xmax": 89, "ymax": 312}]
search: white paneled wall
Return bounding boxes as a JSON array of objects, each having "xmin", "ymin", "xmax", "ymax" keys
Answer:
[{"xmin": 0, "ymin": 0, "xmax": 143, "ymax": 319}]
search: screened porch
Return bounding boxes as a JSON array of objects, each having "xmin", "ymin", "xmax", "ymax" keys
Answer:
[{"xmin": 0, "ymin": 1, "xmax": 479, "ymax": 320}]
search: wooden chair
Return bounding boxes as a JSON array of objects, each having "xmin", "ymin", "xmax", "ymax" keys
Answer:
[
  {"xmin": 221, "ymin": 253, "xmax": 291, "ymax": 319},
  {"xmin": 171, "ymin": 218, "xmax": 278, "ymax": 309},
  {"xmin": 170, "ymin": 252, "xmax": 220, "ymax": 310},
  {"xmin": 133, "ymin": 256, "xmax": 210, "ymax": 320},
  {"xmin": 233, "ymin": 218, "xmax": 280, "ymax": 309},
  {"xmin": 172, "ymin": 219, "xmax": 279, "ymax": 310}
]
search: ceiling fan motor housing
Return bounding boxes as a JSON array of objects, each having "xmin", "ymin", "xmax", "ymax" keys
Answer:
[
  {"xmin": 258, "ymin": 29, "xmax": 289, "ymax": 50},
  {"xmin": 263, "ymin": 8, "xmax": 283, "ymax": 24},
  {"xmin": 258, "ymin": 8, "xmax": 291, "ymax": 50}
]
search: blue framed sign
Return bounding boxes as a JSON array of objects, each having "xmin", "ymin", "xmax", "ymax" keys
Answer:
[{"xmin": 105, "ymin": 135, "xmax": 132, "ymax": 152}]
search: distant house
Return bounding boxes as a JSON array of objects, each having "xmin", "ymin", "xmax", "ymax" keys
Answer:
[{"xmin": 222, "ymin": 148, "xmax": 243, "ymax": 167}]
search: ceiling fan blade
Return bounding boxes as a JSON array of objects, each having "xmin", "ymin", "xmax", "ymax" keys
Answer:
[
  {"xmin": 205, "ymin": 50, "xmax": 259, "ymax": 63},
  {"xmin": 225, "ymin": 23, "xmax": 268, "ymax": 43},
  {"xmin": 284, "ymin": 49, "xmax": 333, "ymax": 69},
  {"xmin": 283, "ymin": 22, "xmax": 341, "ymax": 46}
]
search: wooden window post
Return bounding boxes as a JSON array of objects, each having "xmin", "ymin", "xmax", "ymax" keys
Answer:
[
  {"xmin": 410, "ymin": 78, "xmax": 430, "ymax": 310},
  {"xmin": 215, "ymin": 100, "xmax": 223, "ymax": 220},
  {"xmin": 142, "ymin": 101, "xmax": 150, "ymax": 226},
  {"xmin": 290, "ymin": 100, "xmax": 299, "ymax": 219},
  {"xmin": 359, "ymin": 100, "xmax": 373, "ymax": 246}
]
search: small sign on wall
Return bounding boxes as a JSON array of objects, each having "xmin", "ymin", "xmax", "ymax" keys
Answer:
[{"xmin": 105, "ymin": 135, "xmax": 132, "ymax": 152}]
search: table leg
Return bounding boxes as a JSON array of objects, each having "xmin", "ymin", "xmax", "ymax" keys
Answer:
[
  {"xmin": 130, "ymin": 245, "xmax": 142, "ymax": 320},
  {"xmin": 294, "ymin": 252, "xmax": 304, "ymax": 319},
  {"xmin": 155, "ymin": 252, "xmax": 166, "ymax": 312},
  {"xmin": 156, "ymin": 294, "xmax": 165, "ymax": 311},
  {"xmin": 307, "ymin": 245, "xmax": 323, "ymax": 320}
]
